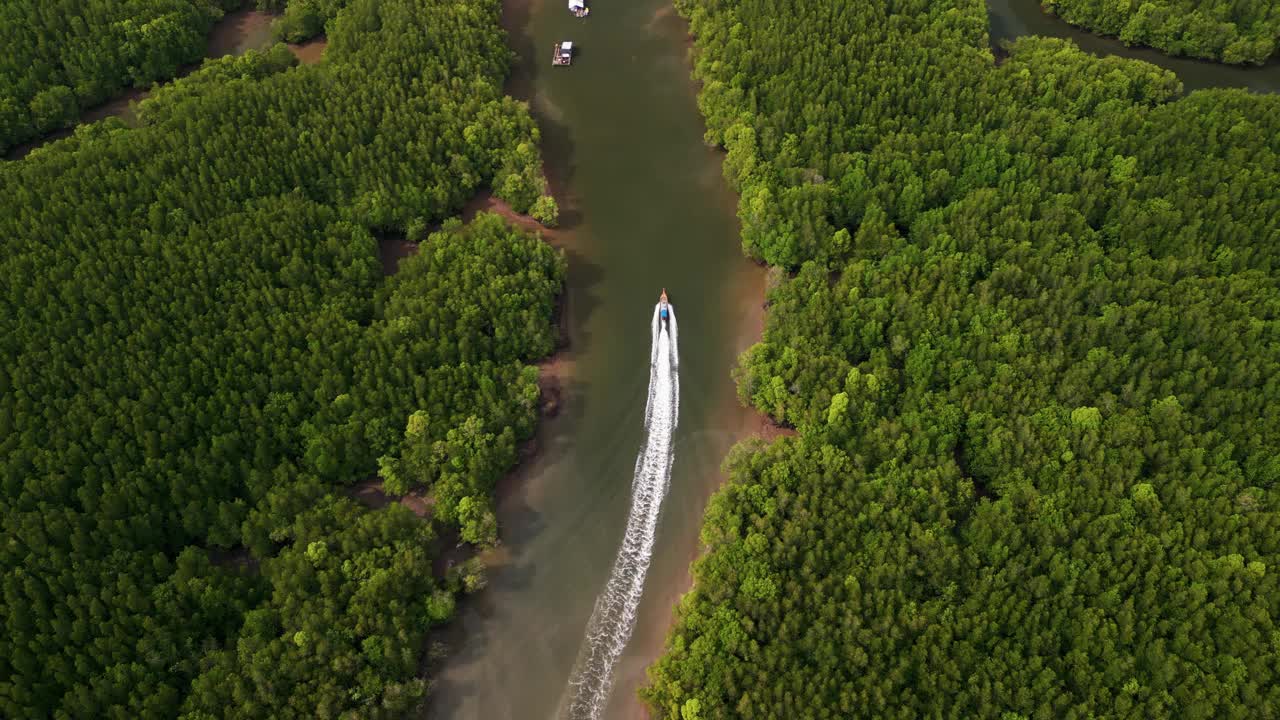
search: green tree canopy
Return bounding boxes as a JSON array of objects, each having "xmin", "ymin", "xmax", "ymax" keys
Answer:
[
  {"xmin": 645, "ymin": 0, "xmax": 1280, "ymax": 717},
  {"xmin": 0, "ymin": 0, "xmax": 562, "ymax": 716}
]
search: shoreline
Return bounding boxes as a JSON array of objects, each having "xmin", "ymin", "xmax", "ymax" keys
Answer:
[
  {"xmin": 613, "ymin": 256, "xmax": 797, "ymax": 720},
  {"xmin": 609, "ymin": 8, "xmax": 795, "ymax": 718},
  {"xmin": 377, "ymin": 190, "xmax": 566, "ymax": 276},
  {"xmin": 377, "ymin": 0, "xmax": 574, "ymax": 528},
  {"xmin": 364, "ymin": 0, "xmax": 569, "ymax": 550},
  {"xmin": 371, "ymin": 0, "xmax": 577, "ymax": 682}
]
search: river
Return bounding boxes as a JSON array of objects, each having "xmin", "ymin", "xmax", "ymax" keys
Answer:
[
  {"xmin": 427, "ymin": 1, "xmax": 1280, "ymax": 719},
  {"xmin": 987, "ymin": 0, "xmax": 1280, "ymax": 93},
  {"xmin": 421, "ymin": 0, "xmax": 764, "ymax": 717}
]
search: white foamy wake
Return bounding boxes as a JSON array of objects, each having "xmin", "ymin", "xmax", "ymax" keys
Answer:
[
  {"xmin": 644, "ymin": 306, "xmax": 659, "ymax": 427},
  {"xmin": 564, "ymin": 303, "xmax": 680, "ymax": 719}
]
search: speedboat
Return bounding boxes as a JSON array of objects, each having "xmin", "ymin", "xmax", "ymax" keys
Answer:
[{"xmin": 659, "ymin": 288, "xmax": 670, "ymax": 329}]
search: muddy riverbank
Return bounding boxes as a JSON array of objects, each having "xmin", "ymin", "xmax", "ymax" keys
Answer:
[
  {"xmin": 210, "ymin": 8, "xmax": 329, "ymax": 62},
  {"xmin": 377, "ymin": 192, "xmax": 564, "ymax": 276}
]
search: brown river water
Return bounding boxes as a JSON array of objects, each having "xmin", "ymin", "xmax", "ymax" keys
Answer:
[{"xmin": 420, "ymin": 0, "xmax": 765, "ymax": 716}]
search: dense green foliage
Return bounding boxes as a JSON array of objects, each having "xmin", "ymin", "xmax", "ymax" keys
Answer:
[
  {"xmin": 136, "ymin": 44, "xmax": 300, "ymax": 125},
  {"xmin": 645, "ymin": 0, "xmax": 1280, "ymax": 717},
  {"xmin": 1046, "ymin": 0, "xmax": 1280, "ymax": 64},
  {"xmin": 183, "ymin": 499, "xmax": 439, "ymax": 718},
  {"xmin": 249, "ymin": 0, "xmax": 355, "ymax": 42},
  {"xmin": 1, "ymin": 0, "xmax": 562, "ymax": 717},
  {"xmin": 0, "ymin": 0, "xmax": 241, "ymax": 154}
]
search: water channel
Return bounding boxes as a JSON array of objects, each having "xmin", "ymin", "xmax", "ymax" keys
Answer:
[
  {"xmin": 428, "ymin": 1, "xmax": 1280, "ymax": 719},
  {"xmin": 988, "ymin": 0, "xmax": 1280, "ymax": 93},
  {"xmin": 422, "ymin": 0, "xmax": 764, "ymax": 717}
]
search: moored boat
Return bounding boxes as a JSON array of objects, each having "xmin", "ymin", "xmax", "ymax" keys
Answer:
[{"xmin": 553, "ymin": 41, "xmax": 573, "ymax": 66}]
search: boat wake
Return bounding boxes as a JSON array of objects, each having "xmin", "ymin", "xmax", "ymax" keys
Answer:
[{"xmin": 564, "ymin": 303, "xmax": 679, "ymax": 719}]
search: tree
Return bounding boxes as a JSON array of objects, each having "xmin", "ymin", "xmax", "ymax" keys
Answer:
[
  {"xmin": 531, "ymin": 194, "xmax": 560, "ymax": 227},
  {"xmin": 457, "ymin": 495, "xmax": 499, "ymax": 547},
  {"xmin": 27, "ymin": 85, "xmax": 78, "ymax": 132}
]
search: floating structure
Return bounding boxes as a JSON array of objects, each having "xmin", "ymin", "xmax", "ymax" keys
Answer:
[
  {"xmin": 568, "ymin": 0, "xmax": 589, "ymax": 17},
  {"xmin": 553, "ymin": 41, "xmax": 573, "ymax": 66}
]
